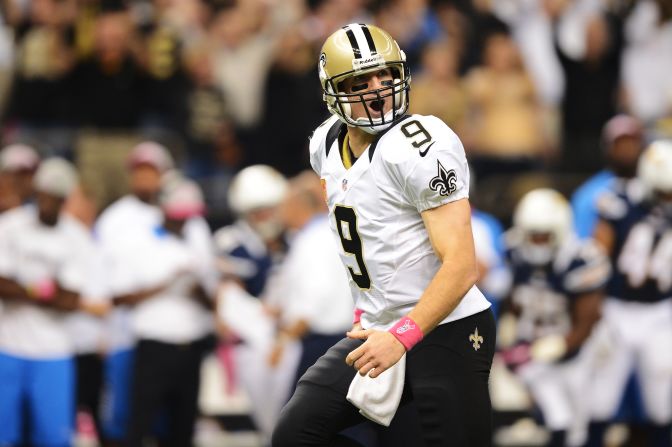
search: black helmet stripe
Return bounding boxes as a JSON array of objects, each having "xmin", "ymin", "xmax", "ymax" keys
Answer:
[
  {"xmin": 360, "ymin": 24, "xmax": 378, "ymax": 56},
  {"xmin": 344, "ymin": 24, "xmax": 378, "ymax": 59},
  {"xmin": 343, "ymin": 26, "xmax": 362, "ymax": 59}
]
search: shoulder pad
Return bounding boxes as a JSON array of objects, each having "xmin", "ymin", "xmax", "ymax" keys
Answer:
[
  {"xmin": 596, "ymin": 189, "xmax": 629, "ymax": 221},
  {"xmin": 214, "ymin": 225, "xmax": 243, "ymax": 253},
  {"xmin": 563, "ymin": 239, "xmax": 610, "ymax": 293},
  {"xmin": 309, "ymin": 115, "xmax": 340, "ymax": 157}
]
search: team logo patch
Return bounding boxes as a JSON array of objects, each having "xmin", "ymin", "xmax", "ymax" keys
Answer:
[
  {"xmin": 469, "ymin": 328, "xmax": 483, "ymax": 351},
  {"xmin": 429, "ymin": 161, "xmax": 457, "ymax": 197},
  {"xmin": 396, "ymin": 319, "xmax": 416, "ymax": 335}
]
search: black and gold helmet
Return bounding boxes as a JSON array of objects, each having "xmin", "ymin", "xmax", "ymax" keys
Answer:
[{"xmin": 318, "ymin": 23, "xmax": 410, "ymax": 134}]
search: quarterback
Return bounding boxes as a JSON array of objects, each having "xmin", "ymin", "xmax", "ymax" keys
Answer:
[{"xmin": 272, "ymin": 24, "xmax": 495, "ymax": 446}]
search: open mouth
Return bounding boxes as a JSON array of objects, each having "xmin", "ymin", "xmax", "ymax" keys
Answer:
[{"xmin": 369, "ymin": 100, "xmax": 385, "ymax": 113}]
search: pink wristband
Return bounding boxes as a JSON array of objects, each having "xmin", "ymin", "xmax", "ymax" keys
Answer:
[
  {"xmin": 29, "ymin": 279, "xmax": 57, "ymax": 301},
  {"xmin": 353, "ymin": 308, "xmax": 364, "ymax": 325},
  {"xmin": 389, "ymin": 316, "xmax": 424, "ymax": 351}
]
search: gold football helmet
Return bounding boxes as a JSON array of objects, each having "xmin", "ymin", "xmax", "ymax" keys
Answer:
[{"xmin": 318, "ymin": 23, "xmax": 410, "ymax": 134}]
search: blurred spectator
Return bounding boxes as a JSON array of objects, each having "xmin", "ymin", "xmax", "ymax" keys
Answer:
[
  {"xmin": 0, "ymin": 143, "xmax": 40, "ymax": 207},
  {"xmin": 622, "ymin": 0, "xmax": 672, "ymax": 128},
  {"xmin": 410, "ymin": 39, "xmax": 467, "ymax": 136},
  {"xmin": 372, "ymin": 0, "xmax": 443, "ymax": 70},
  {"xmin": 487, "ymin": 0, "xmax": 565, "ymax": 107},
  {"xmin": 499, "ymin": 188, "xmax": 610, "ymax": 447},
  {"xmin": 464, "ymin": 25, "xmax": 549, "ymax": 181},
  {"xmin": 571, "ymin": 114, "xmax": 644, "ymax": 239},
  {"xmin": 69, "ymin": 9, "xmax": 145, "ymax": 211},
  {"xmin": 0, "ymin": 158, "xmax": 91, "ymax": 447},
  {"xmin": 113, "ymin": 178, "xmax": 217, "ymax": 447},
  {"xmin": 181, "ymin": 39, "xmax": 230, "ymax": 175},
  {"xmin": 548, "ymin": 2, "xmax": 627, "ymax": 172},
  {"xmin": 190, "ymin": 120, "xmax": 244, "ymax": 228},
  {"xmin": 209, "ymin": 1, "xmax": 279, "ymax": 131},
  {"xmin": 255, "ymin": 27, "xmax": 325, "ymax": 176},
  {"xmin": 3, "ymin": 0, "xmax": 76, "ymax": 156}
]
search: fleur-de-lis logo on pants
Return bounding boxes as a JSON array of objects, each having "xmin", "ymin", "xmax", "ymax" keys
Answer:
[
  {"xmin": 429, "ymin": 161, "xmax": 457, "ymax": 197},
  {"xmin": 469, "ymin": 328, "xmax": 483, "ymax": 351}
]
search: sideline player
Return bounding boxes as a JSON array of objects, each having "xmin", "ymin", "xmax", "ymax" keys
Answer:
[{"xmin": 273, "ymin": 23, "xmax": 495, "ymax": 446}]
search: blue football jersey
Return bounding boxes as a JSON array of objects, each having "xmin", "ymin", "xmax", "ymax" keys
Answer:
[
  {"xmin": 213, "ymin": 220, "xmax": 283, "ymax": 297},
  {"xmin": 506, "ymin": 236, "xmax": 610, "ymax": 342},
  {"xmin": 597, "ymin": 180, "xmax": 672, "ymax": 303}
]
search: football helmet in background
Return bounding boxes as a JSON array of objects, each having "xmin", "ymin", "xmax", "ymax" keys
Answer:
[
  {"xmin": 513, "ymin": 188, "xmax": 573, "ymax": 265},
  {"xmin": 318, "ymin": 23, "xmax": 410, "ymax": 134},
  {"xmin": 228, "ymin": 165, "xmax": 288, "ymax": 240},
  {"xmin": 638, "ymin": 140, "xmax": 672, "ymax": 195}
]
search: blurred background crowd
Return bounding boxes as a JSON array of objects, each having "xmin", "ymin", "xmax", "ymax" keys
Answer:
[{"xmin": 0, "ymin": 0, "xmax": 671, "ymax": 446}]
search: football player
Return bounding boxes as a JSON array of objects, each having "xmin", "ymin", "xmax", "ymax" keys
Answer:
[
  {"xmin": 213, "ymin": 165, "xmax": 290, "ymax": 442},
  {"xmin": 587, "ymin": 140, "xmax": 672, "ymax": 447},
  {"xmin": 214, "ymin": 164, "xmax": 288, "ymax": 297},
  {"xmin": 272, "ymin": 23, "xmax": 495, "ymax": 446},
  {"xmin": 498, "ymin": 189, "xmax": 610, "ymax": 447}
]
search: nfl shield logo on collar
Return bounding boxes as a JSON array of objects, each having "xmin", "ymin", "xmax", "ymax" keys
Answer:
[{"xmin": 342, "ymin": 178, "xmax": 348, "ymax": 191}]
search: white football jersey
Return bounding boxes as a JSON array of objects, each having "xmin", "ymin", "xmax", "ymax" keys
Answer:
[
  {"xmin": 310, "ymin": 114, "xmax": 490, "ymax": 331},
  {"xmin": 0, "ymin": 209, "xmax": 93, "ymax": 358}
]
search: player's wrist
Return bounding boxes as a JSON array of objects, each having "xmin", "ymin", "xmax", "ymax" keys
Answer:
[
  {"xmin": 26, "ymin": 279, "xmax": 57, "ymax": 301},
  {"xmin": 388, "ymin": 315, "xmax": 424, "ymax": 351}
]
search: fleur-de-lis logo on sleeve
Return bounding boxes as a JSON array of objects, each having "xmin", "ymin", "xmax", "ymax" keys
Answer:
[{"xmin": 429, "ymin": 161, "xmax": 457, "ymax": 197}]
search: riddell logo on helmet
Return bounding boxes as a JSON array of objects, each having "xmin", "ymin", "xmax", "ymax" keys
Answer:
[{"xmin": 352, "ymin": 55, "xmax": 385, "ymax": 71}]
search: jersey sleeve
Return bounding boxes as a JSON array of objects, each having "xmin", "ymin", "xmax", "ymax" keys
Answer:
[
  {"xmin": 595, "ymin": 186, "xmax": 629, "ymax": 225},
  {"xmin": 563, "ymin": 240, "xmax": 611, "ymax": 295},
  {"xmin": 390, "ymin": 116, "xmax": 470, "ymax": 212}
]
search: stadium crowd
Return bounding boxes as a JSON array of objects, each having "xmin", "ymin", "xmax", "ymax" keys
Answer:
[{"xmin": 0, "ymin": 0, "xmax": 671, "ymax": 446}]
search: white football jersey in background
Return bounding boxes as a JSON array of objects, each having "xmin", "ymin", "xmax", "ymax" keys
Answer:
[{"xmin": 0, "ymin": 208, "xmax": 92, "ymax": 358}]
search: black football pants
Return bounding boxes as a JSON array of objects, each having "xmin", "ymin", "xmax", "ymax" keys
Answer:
[{"xmin": 272, "ymin": 309, "xmax": 496, "ymax": 447}]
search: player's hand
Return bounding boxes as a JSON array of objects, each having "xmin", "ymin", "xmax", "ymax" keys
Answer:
[{"xmin": 345, "ymin": 329, "xmax": 406, "ymax": 378}]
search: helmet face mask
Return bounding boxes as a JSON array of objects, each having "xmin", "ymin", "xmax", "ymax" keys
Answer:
[
  {"xmin": 319, "ymin": 24, "xmax": 411, "ymax": 134},
  {"xmin": 513, "ymin": 189, "xmax": 573, "ymax": 266}
]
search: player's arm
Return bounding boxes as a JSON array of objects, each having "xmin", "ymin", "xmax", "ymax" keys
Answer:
[
  {"xmin": 0, "ymin": 276, "xmax": 33, "ymax": 302},
  {"xmin": 113, "ymin": 283, "xmax": 167, "ymax": 306},
  {"xmin": 593, "ymin": 218, "xmax": 615, "ymax": 256},
  {"xmin": 48, "ymin": 286, "xmax": 81, "ymax": 311},
  {"xmin": 0, "ymin": 275, "xmax": 82, "ymax": 311},
  {"xmin": 409, "ymin": 198, "xmax": 479, "ymax": 333},
  {"xmin": 346, "ymin": 199, "xmax": 478, "ymax": 378},
  {"xmin": 565, "ymin": 289, "xmax": 602, "ymax": 354}
]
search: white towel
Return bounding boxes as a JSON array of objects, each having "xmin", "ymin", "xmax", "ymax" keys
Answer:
[{"xmin": 346, "ymin": 354, "xmax": 406, "ymax": 426}]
